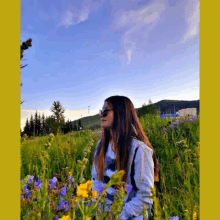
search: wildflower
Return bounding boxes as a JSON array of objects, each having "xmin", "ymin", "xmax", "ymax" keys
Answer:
[
  {"xmin": 59, "ymin": 215, "xmax": 70, "ymax": 220},
  {"xmin": 77, "ymin": 189, "xmax": 88, "ymax": 198},
  {"xmin": 54, "ymin": 218, "xmax": 59, "ymax": 220},
  {"xmin": 20, "ymin": 179, "xmax": 24, "ymax": 182},
  {"xmin": 86, "ymin": 180, "xmax": 93, "ymax": 191},
  {"xmin": 27, "ymin": 212, "xmax": 30, "ymax": 215},
  {"xmin": 92, "ymin": 190, "xmax": 97, "ymax": 199},
  {"xmin": 126, "ymin": 184, "xmax": 132, "ymax": 193},
  {"xmin": 68, "ymin": 176, "xmax": 74, "ymax": 182},
  {"xmin": 65, "ymin": 203, "xmax": 69, "ymax": 212},
  {"xmin": 170, "ymin": 216, "xmax": 179, "ymax": 220},
  {"xmin": 33, "ymin": 198, "xmax": 36, "ymax": 202},
  {"xmin": 50, "ymin": 177, "xmax": 58, "ymax": 186},
  {"xmin": 26, "ymin": 191, "xmax": 31, "ymax": 198},
  {"xmin": 60, "ymin": 186, "xmax": 67, "ymax": 197},
  {"xmin": 27, "ymin": 175, "xmax": 34, "ymax": 184},
  {"xmin": 58, "ymin": 202, "xmax": 65, "ymax": 210},
  {"xmin": 21, "ymin": 195, "xmax": 24, "ymax": 199},
  {"xmin": 193, "ymin": 211, "xmax": 197, "ymax": 220},
  {"xmin": 172, "ymin": 122, "xmax": 178, "ymax": 126},
  {"xmin": 23, "ymin": 184, "xmax": 28, "ymax": 191}
]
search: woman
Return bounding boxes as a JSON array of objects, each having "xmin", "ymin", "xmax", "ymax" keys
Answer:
[{"xmin": 91, "ymin": 95, "xmax": 159, "ymax": 220}]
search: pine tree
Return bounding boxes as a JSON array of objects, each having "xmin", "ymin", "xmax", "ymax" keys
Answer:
[
  {"xmin": 34, "ymin": 111, "xmax": 38, "ymax": 136},
  {"xmin": 42, "ymin": 113, "xmax": 46, "ymax": 136},
  {"xmin": 78, "ymin": 119, "xmax": 83, "ymax": 130},
  {"xmin": 29, "ymin": 114, "xmax": 35, "ymax": 137},
  {"xmin": 24, "ymin": 118, "xmax": 31, "ymax": 137},
  {"xmin": 37, "ymin": 114, "xmax": 42, "ymax": 136},
  {"xmin": 50, "ymin": 101, "xmax": 65, "ymax": 134}
]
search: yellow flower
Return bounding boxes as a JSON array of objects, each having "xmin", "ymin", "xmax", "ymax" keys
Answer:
[
  {"xmin": 185, "ymin": 209, "xmax": 189, "ymax": 214},
  {"xmin": 69, "ymin": 171, "xmax": 72, "ymax": 176},
  {"xmin": 60, "ymin": 215, "xmax": 71, "ymax": 220},
  {"xmin": 92, "ymin": 190, "xmax": 97, "ymax": 199},
  {"xmin": 77, "ymin": 188, "xmax": 89, "ymax": 198},
  {"xmin": 193, "ymin": 211, "xmax": 197, "ymax": 220},
  {"xmin": 86, "ymin": 217, "xmax": 91, "ymax": 220}
]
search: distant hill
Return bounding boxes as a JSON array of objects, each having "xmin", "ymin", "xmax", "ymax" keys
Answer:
[
  {"xmin": 71, "ymin": 99, "xmax": 200, "ymax": 130},
  {"xmin": 154, "ymin": 100, "xmax": 200, "ymax": 114}
]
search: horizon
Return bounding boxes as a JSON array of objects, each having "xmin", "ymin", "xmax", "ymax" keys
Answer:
[{"xmin": 20, "ymin": 98, "xmax": 199, "ymax": 131}]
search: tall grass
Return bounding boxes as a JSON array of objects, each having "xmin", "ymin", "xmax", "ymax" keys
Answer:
[{"xmin": 20, "ymin": 114, "xmax": 199, "ymax": 220}]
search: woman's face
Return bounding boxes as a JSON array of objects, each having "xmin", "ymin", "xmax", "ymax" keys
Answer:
[{"xmin": 100, "ymin": 101, "xmax": 114, "ymax": 129}]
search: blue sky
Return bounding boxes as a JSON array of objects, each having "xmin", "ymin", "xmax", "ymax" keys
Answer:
[{"xmin": 20, "ymin": 0, "xmax": 199, "ymax": 114}]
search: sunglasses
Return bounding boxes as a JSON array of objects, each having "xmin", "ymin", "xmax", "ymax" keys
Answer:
[{"xmin": 99, "ymin": 108, "xmax": 113, "ymax": 117}]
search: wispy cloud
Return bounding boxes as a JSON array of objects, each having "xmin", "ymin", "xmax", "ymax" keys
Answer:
[
  {"xmin": 182, "ymin": 0, "xmax": 200, "ymax": 42},
  {"xmin": 110, "ymin": 0, "xmax": 166, "ymax": 60},
  {"xmin": 58, "ymin": 0, "xmax": 104, "ymax": 28}
]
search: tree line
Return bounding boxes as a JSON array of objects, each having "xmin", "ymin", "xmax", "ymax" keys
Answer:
[{"xmin": 22, "ymin": 101, "xmax": 83, "ymax": 137}]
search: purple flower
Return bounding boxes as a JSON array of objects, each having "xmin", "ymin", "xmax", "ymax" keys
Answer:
[
  {"xmin": 170, "ymin": 216, "xmax": 179, "ymax": 220},
  {"xmin": 27, "ymin": 212, "xmax": 30, "ymax": 215},
  {"xmin": 57, "ymin": 202, "xmax": 65, "ymax": 210},
  {"xmin": 23, "ymin": 184, "xmax": 28, "ymax": 191},
  {"xmin": 54, "ymin": 217, "xmax": 59, "ymax": 220},
  {"xmin": 190, "ymin": 118, "xmax": 193, "ymax": 122},
  {"xmin": 60, "ymin": 186, "xmax": 66, "ymax": 197},
  {"xmin": 20, "ymin": 179, "xmax": 24, "ymax": 182},
  {"xmin": 65, "ymin": 203, "xmax": 69, "ymax": 212},
  {"xmin": 68, "ymin": 176, "xmax": 74, "ymax": 182},
  {"xmin": 50, "ymin": 177, "xmax": 58, "ymax": 186},
  {"xmin": 21, "ymin": 195, "xmax": 24, "ymax": 199},
  {"xmin": 37, "ymin": 178, "xmax": 41, "ymax": 185},
  {"xmin": 126, "ymin": 184, "xmax": 133, "ymax": 193},
  {"xmin": 26, "ymin": 191, "xmax": 31, "ymax": 198},
  {"xmin": 33, "ymin": 198, "xmax": 36, "ymax": 202},
  {"xmin": 172, "ymin": 122, "xmax": 178, "ymax": 126},
  {"xmin": 27, "ymin": 175, "xmax": 34, "ymax": 184}
]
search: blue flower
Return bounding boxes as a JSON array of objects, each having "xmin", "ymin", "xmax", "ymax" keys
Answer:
[
  {"xmin": 27, "ymin": 212, "xmax": 30, "ymax": 215},
  {"xmin": 54, "ymin": 217, "xmax": 59, "ymax": 220},
  {"xmin": 23, "ymin": 184, "xmax": 28, "ymax": 191},
  {"xmin": 21, "ymin": 195, "xmax": 24, "ymax": 199},
  {"xmin": 57, "ymin": 202, "xmax": 65, "ymax": 210},
  {"xmin": 190, "ymin": 118, "xmax": 193, "ymax": 122},
  {"xmin": 37, "ymin": 178, "xmax": 41, "ymax": 185},
  {"xmin": 60, "ymin": 186, "xmax": 66, "ymax": 197},
  {"xmin": 50, "ymin": 177, "xmax": 58, "ymax": 186},
  {"xmin": 27, "ymin": 175, "xmax": 34, "ymax": 184},
  {"xmin": 68, "ymin": 176, "xmax": 75, "ymax": 182},
  {"xmin": 65, "ymin": 203, "xmax": 69, "ymax": 212},
  {"xmin": 170, "ymin": 216, "xmax": 179, "ymax": 220},
  {"xmin": 126, "ymin": 184, "xmax": 133, "ymax": 193},
  {"xmin": 172, "ymin": 122, "xmax": 178, "ymax": 126},
  {"xmin": 75, "ymin": 203, "xmax": 77, "ymax": 208},
  {"xmin": 26, "ymin": 191, "xmax": 31, "ymax": 198},
  {"xmin": 33, "ymin": 198, "xmax": 36, "ymax": 202},
  {"xmin": 39, "ymin": 183, "xmax": 42, "ymax": 189},
  {"xmin": 20, "ymin": 179, "xmax": 24, "ymax": 182}
]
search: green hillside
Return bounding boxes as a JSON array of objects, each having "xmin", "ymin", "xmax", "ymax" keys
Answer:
[{"xmin": 72, "ymin": 99, "xmax": 200, "ymax": 130}]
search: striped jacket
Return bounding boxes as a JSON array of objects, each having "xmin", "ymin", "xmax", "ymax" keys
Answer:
[{"xmin": 91, "ymin": 138, "xmax": 154, "ymax": 219}]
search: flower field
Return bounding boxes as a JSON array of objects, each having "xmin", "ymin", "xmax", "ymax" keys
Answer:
[{"xmin": 20, "ymin": 114, "xmax": 200, "ymax": 220}]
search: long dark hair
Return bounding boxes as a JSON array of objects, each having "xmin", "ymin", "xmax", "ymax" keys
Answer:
[{"xmin": 93, "ymin": 95, "xmax": 159, "ymax": 182}]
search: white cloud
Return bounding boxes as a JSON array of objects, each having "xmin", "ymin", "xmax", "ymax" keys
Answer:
[
  {"xmin": 110, "ymin": 0, "xmax": 166, "ymax": 58},
  {"xmin": 182, "ymin": 0, "xmax": 200, "ymax": 42}
]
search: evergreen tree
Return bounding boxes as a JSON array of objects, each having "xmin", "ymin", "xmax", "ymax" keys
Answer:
[
  {"xmin": 50, "ymin": 101, "xmax": 65, "ymax": 134},
  {"xmin": 42, "ymin": 113, "xmax": 47, "ymax": 136},
  {"xmin": 29, "ymin": 114, "xmax": 35, "ymax": 137},
  {"xmin": 78, "ymin": 119, "xmax": 83, "ymax": 130},
  {"xmin": 73, "ymin": 122, "xmax": 77, "ymax": 131},
  {"xmin": 24, "ymin": 118, "xmax": 31, "ymax": 137},
  {"xmin": 20, "ymin": 38, "xmax": 32, "ymax": 105},
  {"xmin": 34, "ymin": 111, "xmax": 38, "ymax": 136},
  {"xmin": 37, "ymin": 114, "xmax": 42, "ymax": 136}
]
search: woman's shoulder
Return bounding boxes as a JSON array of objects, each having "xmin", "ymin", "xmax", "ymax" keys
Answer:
[{"xmin": 132, "ymin": 138, "xmax": 153, "ymax": 156}]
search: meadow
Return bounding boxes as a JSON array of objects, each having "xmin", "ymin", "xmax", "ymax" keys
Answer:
[{"xmin": 20, "ymin": 114, "xmax": 199, "ymax": 220}]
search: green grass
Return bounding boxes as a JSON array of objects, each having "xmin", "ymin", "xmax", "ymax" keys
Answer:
[{"xmin": 20, "ymin": 114, "xmax": 199, "ymax": 220}]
